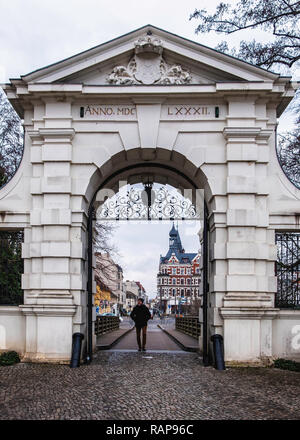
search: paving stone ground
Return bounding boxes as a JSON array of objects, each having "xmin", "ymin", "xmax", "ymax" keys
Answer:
[
  {"xmin": 112, "ymin": 324, "xmax": 181, "ymax": 351},
  {"xmin": 1, "ymin": 349, "xmax": 300, "ymax": 420}
]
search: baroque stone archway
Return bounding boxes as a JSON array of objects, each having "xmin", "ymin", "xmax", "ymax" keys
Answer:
[
  {"xmin": 84, "ymin": 159, "xmax": 209, "ymax": 363},
  {"xmin": 1, "ymin": 25, "xmax": 299, "ymax": 364}
]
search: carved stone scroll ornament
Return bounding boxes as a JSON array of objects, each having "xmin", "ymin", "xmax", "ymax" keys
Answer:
[{"xmin": 107, "ymin": 35, "xmax": 192, "ymax": 85}]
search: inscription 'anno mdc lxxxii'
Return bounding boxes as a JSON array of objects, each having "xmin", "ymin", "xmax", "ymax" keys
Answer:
[
  {"xmin": 167, "ymin": 106, "xmax": 210, "ymax": 116},
  {"xmin": 83, "ymin": 105, "xmax": 136, "ymax": 117},
  {"xmin": 79, "ymin": 104, "xmax": 219, "ymax": 119}
]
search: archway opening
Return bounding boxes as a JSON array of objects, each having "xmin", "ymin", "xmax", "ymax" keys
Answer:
[{"xmin": 85, "ymin": 161, "xmax": 210, "ymax": 365}]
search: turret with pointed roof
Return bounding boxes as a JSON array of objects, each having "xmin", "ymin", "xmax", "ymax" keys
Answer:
[{"xmin": 160, "ymin": 223, "xmax": 197, "ymax": 264}]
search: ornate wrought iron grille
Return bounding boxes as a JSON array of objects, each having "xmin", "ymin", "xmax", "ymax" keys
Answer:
[
  {"xmin": 0, "ymin": 230, "xmax": 24, "ymax": 305},
  {"xmin": 275, "ymin": 232, "xmax": 300, "ymax": 309},
  {"xmin": 96, "ymin": 184, "xmax": 202, "ymax": 221}
]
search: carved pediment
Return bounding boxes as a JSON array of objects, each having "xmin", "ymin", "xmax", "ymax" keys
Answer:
[
  {"xmin": 107, "ymin": 34, "xmax": 191, "ymax": 85},
  {"xmin": 17, "ymin": 25, "xmax": 280, "ymax": 86}
]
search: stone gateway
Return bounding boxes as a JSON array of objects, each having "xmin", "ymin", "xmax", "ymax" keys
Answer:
[{"xmin": 0, "ymin": 25, "xmax": 299, "ymax": 365}]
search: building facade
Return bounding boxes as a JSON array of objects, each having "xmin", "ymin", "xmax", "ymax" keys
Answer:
[
  {"xmin": 124, "ymin": 280, "xmax": 147, "ymax": 312},
  {"xmin": 136, "ymin": 281, "xmax": 148, "ymax": 305},
  {"xmin": 94, "ymin": 282, "xmax": 115, "ymax": 315},
  {"xmin": 94, "ymin": 253, "xmax": 125, "ymax": 315},
  {"xmin": 157, "ymin": 224, "xmax": 200, "ymax": 314}
]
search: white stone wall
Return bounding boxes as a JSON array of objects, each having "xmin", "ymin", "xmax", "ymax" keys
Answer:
[
  {"xmin": 0, "ymin": 307, "xmax": 26, "ymax": 354},
  {"xmin": 272, "ymin": 310, "xmax": 300, "ymax": 362}
]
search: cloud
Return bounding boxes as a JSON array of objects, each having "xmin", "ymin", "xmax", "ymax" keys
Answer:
[{"xmin": 0, "ymin": 0, "xmax": 265, "ymax": 81}]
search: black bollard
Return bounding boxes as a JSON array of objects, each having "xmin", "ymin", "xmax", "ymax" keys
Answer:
[
  {"xmin": 70, "ymin": 333, "xmax": 84, "ymax": 368},
  {"xmin": 210, "ymin": 334, "xmax": 225, "ymax": 370}
]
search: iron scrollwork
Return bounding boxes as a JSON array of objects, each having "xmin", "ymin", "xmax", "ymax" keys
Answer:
[{"xmin": 96, "ymin": 184, "xmax": 201, "ymax": 221}]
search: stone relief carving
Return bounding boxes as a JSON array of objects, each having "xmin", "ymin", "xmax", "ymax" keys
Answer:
[{"xmin": 107, "ymin": 34, "xmax": 192, "ymax": 85}]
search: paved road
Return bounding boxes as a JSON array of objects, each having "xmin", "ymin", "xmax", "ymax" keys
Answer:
[
  {"xmin": 120, "ymin": 316, "xmax": 175, "ymax": 329},
  {"xmin": 114, "ymin": 318, "xmax": 182, "ymax": 351},
  {"xmin": 1, "ymin": 352, "xmax": 300, "ymax": 420}
]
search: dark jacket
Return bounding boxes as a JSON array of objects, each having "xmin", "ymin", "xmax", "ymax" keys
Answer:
[{"xmin": 130, "ymin": 304, "xmax": 151, "ymax": 327}]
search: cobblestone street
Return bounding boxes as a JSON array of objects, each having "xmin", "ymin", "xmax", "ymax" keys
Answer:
[{"xmin": 1, "ymin": 350, "xmax": 300, "ymax": 420}]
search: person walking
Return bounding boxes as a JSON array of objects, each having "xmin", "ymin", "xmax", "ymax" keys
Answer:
[{"xmin": 130, "ymin": 298, "xmax": 152, "ymax": 352}]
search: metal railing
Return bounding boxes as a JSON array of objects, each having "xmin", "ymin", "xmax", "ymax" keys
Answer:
[
  {"xmin": 175, "ymin": 316, "xmax": 201, "ymax": 340},
  {"xmin": 95, "ymin": 315, "xmax": 120, "ymax": 336},
  {"xmin": 275, "ymin": 232, "xmax": 300, "ymax": 309}
]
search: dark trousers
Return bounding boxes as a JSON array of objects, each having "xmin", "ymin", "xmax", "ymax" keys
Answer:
[{"xmin": 136, "ymin": 325, "xmax": 147, "ymax": 349}]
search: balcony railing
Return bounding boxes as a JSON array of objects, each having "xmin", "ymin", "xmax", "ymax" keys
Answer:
[
  {"xmin": 175, "ymin": 316, "xmax": 201, "ymax": 340},
  {"xmin": 95, "ymin": 315, "xmax": 120, "ymax": 336}
]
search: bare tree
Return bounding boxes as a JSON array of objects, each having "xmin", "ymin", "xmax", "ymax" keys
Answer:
[
  {"xmin": 277, "ymin": 119, "xmax": 300, "ymax": 188},
  {"xmin": 94, "ymin": 221, "xmax": 118, "ymax": 255},
  {"xmin": 191, "ymin": 0, "xmax": 300, "ymax": 70},
  {"xmin": 93, "ymin": 221, "xmax": 120, "ymax": 283},
  {"xmin": 0, "ymin": 89, "xmax": 23, "ymax": 187},
  {"xmin": 190, "ymin": 0, "xmax": 300, "ymax": 188}
]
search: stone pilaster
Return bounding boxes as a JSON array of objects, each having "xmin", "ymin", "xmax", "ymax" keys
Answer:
[
  {"xmin": 20, "ymin": 102, "xmax": 79, "ymax": 362},
  {"xmin": 219, "ymin": 123, "xmax": 278, "ymax": 364}
]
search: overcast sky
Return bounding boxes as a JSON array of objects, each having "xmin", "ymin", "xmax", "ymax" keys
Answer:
[{"xmin": 1, "ymin": 0, "xmax": 298, "ymax": 298}]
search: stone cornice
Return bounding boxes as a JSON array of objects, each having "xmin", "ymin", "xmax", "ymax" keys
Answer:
[
  {"xmin": 13, "ymin": 82, "xmax": 288, "ymax": 97},
  {"xmin": 220, "ymin": 307, "xmax": 280, "ymax": 320},
  {"xmin": 223, "ymin": 127, "xmax": 273, "ymax": 141},
  {"xmin": 19, "ymin": 305, "xmax": 77, "ymax": 317},
  {"xmin": 38, "ymin": 128, "xmax": 75, "ymax": 140},
  {"xmin": 28, "ymin": 128, "xmax": 75, "ymax": 141},
  {"xmin": 0, "ymin": 306, "xmax": 24, "ymax": 316}
]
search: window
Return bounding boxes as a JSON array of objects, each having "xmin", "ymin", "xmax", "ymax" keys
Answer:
[
  {"xmin": 181, "ymin": 278, "xmax": 184, "ymax": 285},
  {"xmin": 172, "ymin": 268, "xmax": 176, "ymax": 274},
  {"xmin": 172, "ymin": 278, "xmax": 176, "ymax": 285}
]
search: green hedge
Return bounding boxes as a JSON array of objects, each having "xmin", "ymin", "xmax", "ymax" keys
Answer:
[
  {"xmin": 0, "ymin": 351, "xmax": 20, "ymax": 366},
  {"xmin": 273, "ymin": 358, "xmax": 300, "ymax": 372}
]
